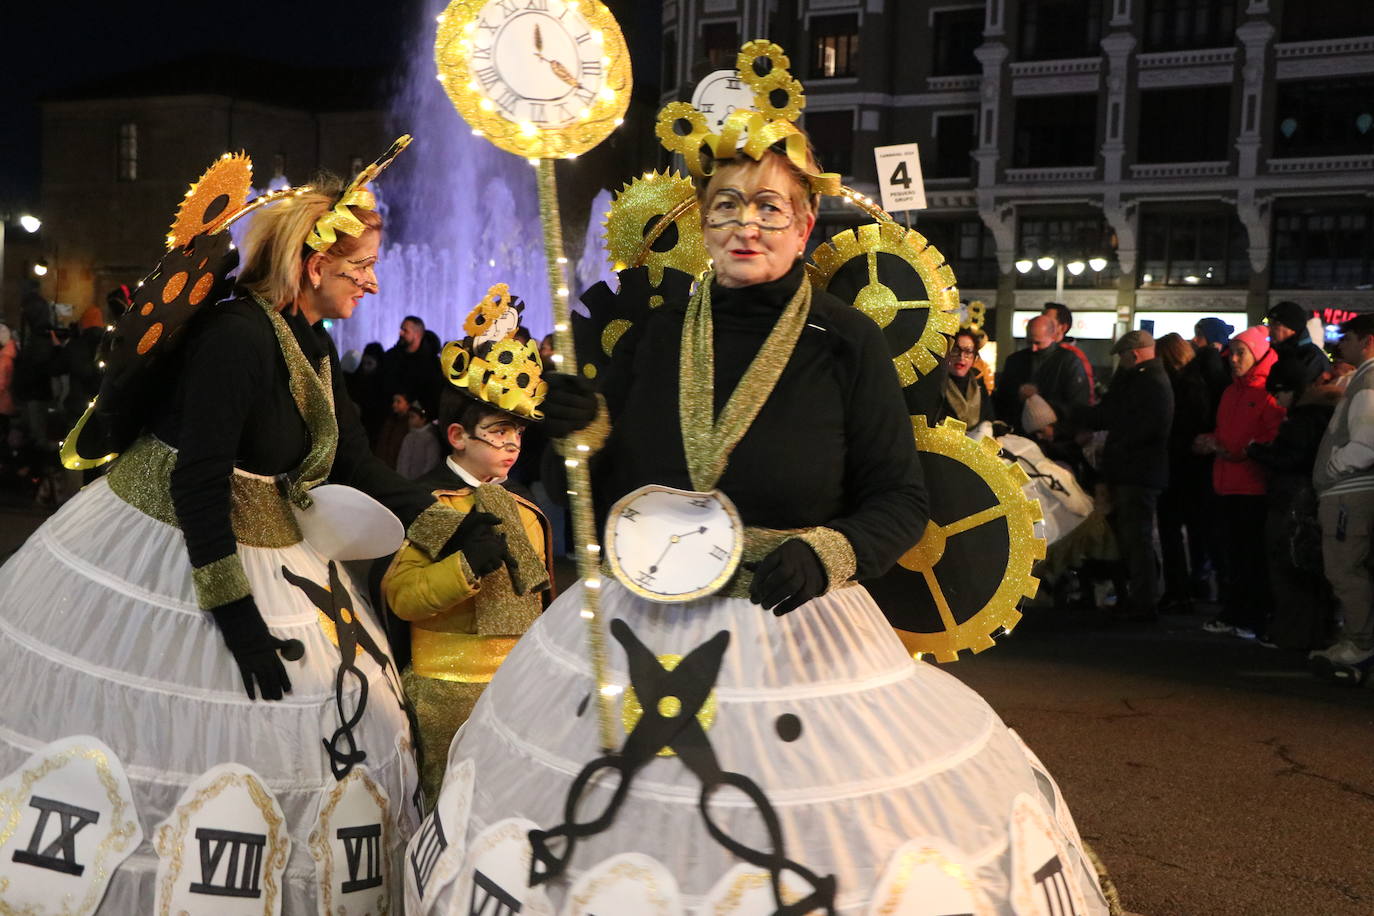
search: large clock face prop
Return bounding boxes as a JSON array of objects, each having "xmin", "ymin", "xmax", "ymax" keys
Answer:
[
  {"xmin": 436, "ymin": 0, "xmax": 632, "ymax": 159},
  {"xmin": 604, "ymin": 485, "xmax": 745, "ymax": 603}
]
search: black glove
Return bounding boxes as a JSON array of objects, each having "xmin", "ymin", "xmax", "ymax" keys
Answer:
[
  {"xmin": 541, "ymin": 372, "xmax": 599, "ymax": 438},
  {"xmin": 209, "ymin": 596, "xmax": 304, "ymax": 701},
  {"xmin": 749, "ymin": 539, "xmax": 827, "ymax": 617},
  {"xmin": 440, "ymin": 509, "xmax": 510, "ymax": 577}
]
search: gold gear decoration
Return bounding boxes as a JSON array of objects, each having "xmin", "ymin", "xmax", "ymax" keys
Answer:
[
  {"xmin": 736, "ymin": 40, "xmax": 793, "ymax": 93},
  {"xmin": 807, "ymin": 220, "xmax": 961, "ymax": 386},
  {"xmin": 966, "ymin": 299, "xmax": 987, "ymax": 331},
  {"xmin": 167, "ymin": 153, "xmax": 253, "ymax": 249},
  {"xmin": 604, "ymin": 170, "xmax": 709, "ymax": 286},
  {"xmin": 751, "ymin": 76, "xmax": 805, "ymax": 123},
  {"xmin": 465, "ymin": 283, "xmax": 513, "ymax": 337},
  {"xmin": 892, "ymin": 417, "xmax": 1046, "ymax": 663}
]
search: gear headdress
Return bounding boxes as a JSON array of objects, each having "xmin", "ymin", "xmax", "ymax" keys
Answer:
[
  {"xmin": 440, "ymin": 284, "xmax": 547, "ymax": 421},
  {"xmin": 655, "ymin": 41, "xmax": 840, "ymax": 196},
  {"xmin": 305, "ymin": 135, "xmax": 411, "ymax": 252}
]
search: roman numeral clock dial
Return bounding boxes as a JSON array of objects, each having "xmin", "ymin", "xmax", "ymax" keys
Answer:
[
  {"xmin": 436, "ymin": 0, "xmax": 631, "ymax": 159},
  {"xmin": 605, "ymin": 485, "xmax": 745, "ymax": 603}
]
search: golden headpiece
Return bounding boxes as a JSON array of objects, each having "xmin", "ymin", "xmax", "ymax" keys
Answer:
[
  {"xmin": 440, "ymin": 284, "xmax": 547, "ymax": 421},
  {"xmin": 305, "ymin": 135, "xmax": 412, "ymax": 253},
  {"xmin": 655, "ymin": 41, "xmax": 840, "ymax": 197}
]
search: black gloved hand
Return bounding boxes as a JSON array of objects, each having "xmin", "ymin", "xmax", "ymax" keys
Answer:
[
  {"xmin": 440, "ymin": 509, "xmax": 510, "ymax": 577},
  {"xmin": 748, "ymin": 539, "xmax": 827, "ymax": 617},
  {"xmin": 209, "ymin": 596, "xmax": 304, "ymax": 701},
  {"xmin": 541, "ymin": 372, "xmax": 599, "ymax": 438}
]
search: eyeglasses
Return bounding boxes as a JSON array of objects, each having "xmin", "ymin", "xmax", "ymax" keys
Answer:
[
  {"xmin": 704, "ymin": 189, "xmax": 795, "ymax": 232},
  {"xmin": 950, "ymin": 346, "xmax": 978, "ymax": 358}
]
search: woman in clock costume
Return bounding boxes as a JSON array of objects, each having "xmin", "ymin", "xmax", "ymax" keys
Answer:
[
  {"xmin": 427, "ymin": 47, "xmax": 1110, "ymax": 916},
  {"xmin": 0, "ymin": 144, "xmax": 487, "ymax": 912}
]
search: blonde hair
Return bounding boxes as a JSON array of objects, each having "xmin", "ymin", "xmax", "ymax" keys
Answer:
[
  {"xmin": 236, "ymin": 175, "xmax": 383, "ymax": 308},
  {"xmin": 697, "ymin": 144, "xmax": 824, "ymax": 219}
]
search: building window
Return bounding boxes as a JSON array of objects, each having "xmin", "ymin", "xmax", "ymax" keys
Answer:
[
  {"xmin": 1143, "ymin": 0, "xmax": 1236, "ymax": 52},
  {"xmin": 1282, "ymin": 0, "xmax": 1374, "ymax": 42},
  {"xmin": 701, "ymin": 21, "xmax": 739, "ymax": 72},
  {"xmin": 663, "ymin": 31, "xmax": 677, "ymax": 89},
  {"xmin": 1139, "ymin": 209, "xmax": 1250, "ymax": 287},
  {"xmin": 1012, "ymin": 95, "xmax": 1098, "ymax": 168},
  {"xmin": 922, "ymin": 219, "xmax": 1000, "ymax": 289},
  {"xmin": 1018, "ymin": 215, "xmax": 1119, "ymax": 288},
  {"xmin": 1019, "ymin": 0, "xmax": 1102, "ymax": 61},
  {"xmin": 1273, "ymin": 206, "xmax": 1374, "ymax": 289},
  {"xmin": 931, "ymin": 7, "xmax": 985, "ymax": 76},
  {"xmin": 929, "ymin": 113, "xmax": 977, "ymax": 179},
  {"xmin": 804, "ymin": 110, "xmax": 854, "ymax": 177},
  {"xmin": 810, "ymin": 14, "xmax": 859, "ymax": 79},
  {"xmin": 1137, "ymin": 87, "xmax": 1231, "ymax": 162},
  {"xmin": 117, "ymin": 122, "xmax": 137, "ymax": 182},
  {"xmin": 1273, "ymin": 77, "xmax": 1374, "ymax": 159}
]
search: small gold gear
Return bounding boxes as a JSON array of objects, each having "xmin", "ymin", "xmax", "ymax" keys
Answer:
[
  {"xmin": 879, "ymin": 417, "xmax": 1046, "ymax": 663},
  {"xmin": 751, "ymin": 76, "xmax": 805, "ymax": 123},
  {"xmin": 464, "ymin": 283, "xmax": 513, "ymax": 338},
  {"xmin": 966, "ymin": 299, "xmax": 987, "ymax": 331},
  {"xmin": 737, "ymin": 40, "xmax": 793, "ymax": 92},
  {"xmin": 807, "ymin": 221, "xmax": 960, "ymax": 386},
  {"xmin": 167, "ymin": 153, "xmax": 253, "ymax": 249},
  {"xmin": 604, "ymin": 170, "xmax": 709, "ymax": 286}
]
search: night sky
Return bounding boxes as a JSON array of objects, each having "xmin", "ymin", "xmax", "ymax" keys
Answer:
[{"xmin": 0, "ymin": 0, "xmax": 416, "ymax": 204}]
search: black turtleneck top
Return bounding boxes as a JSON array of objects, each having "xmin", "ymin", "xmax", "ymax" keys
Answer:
[
  {"xmin": 152, "ymin": 294, "xmax": 439, "ymax": 574},
  {"xmin": 595, "ymin": 263, "xmax": 928, "ymax": 580}
]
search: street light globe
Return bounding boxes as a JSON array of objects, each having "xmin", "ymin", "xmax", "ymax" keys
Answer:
[
  {"xmin": 1036, "ymin": 256, "xmax": 1055, "ymax": 271},
  {"xmin": 1015, "ymin": 259, "xmax": 1034, "ymax": 274},
  {"xmin": 18, "ymin": 215, "xmax": 41, "ymax": 233},
  {"xmin": 1088, "ymin": 256, "xmax": 1108, "ymax": 272},
  {"xmin": 32, "ymin": 262, "xmax": 48, "ymax": 277},
  {"xmin": 1066, "ymin": 260, "xmax": 1087, "ymax": 276}
]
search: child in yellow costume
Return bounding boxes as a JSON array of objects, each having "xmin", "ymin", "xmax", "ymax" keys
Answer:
[{"xmin": 382, "ymin": 285, "xmax": 554, "ymax": 806}]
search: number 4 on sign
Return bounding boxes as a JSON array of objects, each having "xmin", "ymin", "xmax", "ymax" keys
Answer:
[{"xmin": 872, "ymin": 143, "xmax": 927, "ymax": 213}]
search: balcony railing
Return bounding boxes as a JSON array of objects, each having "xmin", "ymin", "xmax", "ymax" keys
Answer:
[
  {"xmin": 1005, "ymin": 166, "xmax": 1097, "ymax": 182},
  {"xmin": 1129, "ymin": 161, "xmax": 1231, "ymax": 179},
  {"xmin": 1267, "ymin": 154, "xmax": 1374, "ymax": 174}
]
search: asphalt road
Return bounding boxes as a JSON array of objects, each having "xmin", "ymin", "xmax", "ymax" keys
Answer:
[{"xmin": 3, "ymin": 503, "xmax": 1371, "ymax": 915}]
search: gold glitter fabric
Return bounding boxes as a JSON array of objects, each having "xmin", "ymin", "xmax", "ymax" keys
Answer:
[
  {"xmin": 679, "ymin": 272, "xmax": 811, "ymax": 492},
  {"xmin": 405, "ymin": 502, "xmax": 464, "ymax": 560},
  {"xmin": 190, "ymin": 553, "xmax": 252, "ymax": 609},
  {"xmin": 252, "ymin": 297, "xmax": 336, "ymax": 507},
  {"xmin": 401, "ymin": 668, "xmax": 487, "ymax": 812},
  {"xmin": 710, "ymin": 526, "xmax": 860, "ymax": 600},
  {"xmin": 473, "ymin": 485, "xmax": 550, "ymax": 601},
  {"xmin": 604, "ymin": 171, "xmax": 709, "ymax": 285},
  {"xmin": 410, "ymin": 630, "xmax": 519, "ymax": 683},
  {"xmin": 798, "ymin": 526, "xmax": 858, "ymax": 589},
  {"xmin": 106, "ymin": 436, "xmax": 302, "ymax": 548}
]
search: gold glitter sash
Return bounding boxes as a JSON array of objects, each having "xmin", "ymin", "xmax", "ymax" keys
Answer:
[
  {"xmin": 471, "ymin": 484, "xmax": 549, "ymax": 636},
  {"xmin": 678, "ymin": 273, "xmax": 812, "ymax": 491},
  {"xmin": 252, "ymin": 295, "xmax": 338, "ymax": 508}
]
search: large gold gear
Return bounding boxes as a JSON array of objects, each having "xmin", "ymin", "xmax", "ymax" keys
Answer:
[
  {"xmin": 870, "ymin": 417, "xmax": 1046, "ymax": 663},
  {"xmin": 807, "ymin": 221, "xmax": 960, "ymax": 386},
  {"xmin": 605, "ymin": 170, "xmax": 709, "ymax": 286},
  {"xmin": 167, "ymin": 153, "xmax": 253, "ymax": 249}
]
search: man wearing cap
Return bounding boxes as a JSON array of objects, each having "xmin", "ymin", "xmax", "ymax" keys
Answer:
[
  {"xmin": 1268, "ymin": 300, "xmax": 1331, "ymax": 386},
  {"xmin": 994, "ymin": 313, "xmax": 1091, "ymax": 437},
  {"xmin": 1076, "ymin": 330, "xmax": 1173, "ymax": 619},
  {"xmin": 1311, "ymin": 314, "xmax": 1374, "ymax": 671}
]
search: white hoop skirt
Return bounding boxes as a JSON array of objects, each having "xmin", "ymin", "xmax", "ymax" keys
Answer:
[
  {"xmin": 434, "ymin": 579, "xmax": 1110, "ymax": 915},
  {"xmin": 0, "ymin": 478, "xmax": 414, "ymax": 913}
]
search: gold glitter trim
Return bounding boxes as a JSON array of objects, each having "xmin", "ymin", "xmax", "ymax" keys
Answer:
[
  {"xmin": 252, "ymin": 295, "xmax": 337, "ymax": 506},
  {"xmin": 168, "ymin": 152, "xmax": 253, "ymax": 249},
  {"xmin": 621, "ymin": 654, "xmax": 717, "ymax": 757},
  {"xmin": 894, "ymin": 417, "xmax": 1046, "ymax": 662},
  {"xmin": 60, "ymin": 400, "xmax": 119, "ymax": 470},
  {"xmin": 474, "ymin": 485, "xmax": 549, "ymax": 599},
  {"xmin": 806, "ymin": 220, "xmax": 961, "ymax": 386},
  {"xmin": 306, "ymin": 136, "xmax": 411, "ymax": 253},
  {"xmin": 679, "ymin": 272, "xmax": 810, "ymax": 492},
  {"xmin": 403, "ymin": 668, "xmax": 488, "ymax": 810},
  {"xmin": 434, "ymin": 0, "xmax": 632, "ymax": 159},
  {"xmin": 570, "ymin": 859, "xmax": 676, "ymax": 911},
  {"xmin": 406, "ymin": 502, "xmax": 464, "ymax": 560},
  {"xmin": 155, "ymin": 768, "xmax": 289, "ymax": 916},
  {"xmin": 107, "ymin": 436, "xmax": 303, "ymax": 548},
  {"xmin": 797, "ymin": 526, "xmax": 857, "ymax": 590},
  {"xmin": 0, "ymin": 742, "xmax": 141, "ymax": 916},
  {"xmin": 604, "ymin": 170, "xmax": 709, "ymax": 285},
  {"xmin": 308, "ymin": 768, "xmax": 392, "ymax": 915},
  {"xmin": 191, "ymin": 554, "xmax": 251, "ymax": 610}
]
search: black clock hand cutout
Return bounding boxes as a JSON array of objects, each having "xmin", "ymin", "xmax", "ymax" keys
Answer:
[{"xmin": 648, "ymin": 525, "xmax": 709, "ymax": 573}]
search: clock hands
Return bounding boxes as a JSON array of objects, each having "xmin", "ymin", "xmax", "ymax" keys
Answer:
[
  {"xmin": 648, "ymin": 526, "xmax": 709, "ymax": 573},
  {"xmin": 532, "ymin": 21, "xmax": 582, "ymax": 88}
]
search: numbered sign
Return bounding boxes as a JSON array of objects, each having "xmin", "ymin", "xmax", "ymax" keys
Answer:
[{"xmin": 873, "ymin": 143, "xmax": 927, "ymax": 213}]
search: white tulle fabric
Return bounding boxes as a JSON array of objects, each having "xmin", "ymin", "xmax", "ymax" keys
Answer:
[
  {"xmin": 444, "ymin": 579, "xmax": 1107, "ymax": 915},
  {"xmin": 0, "ymin": 478, "xmax": 411, "ymax": 913}
]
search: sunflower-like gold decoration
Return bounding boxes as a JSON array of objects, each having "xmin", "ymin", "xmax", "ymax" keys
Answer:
[
  {"xmin": 605, "ymin": 170, "xmax": 709, "ymax": 285},
  {"xmin": 807, "ymin": 220, "xmax": 960, "ymax": 386},
  {"xmin": 167, "ymin": 152, "xmax": 253, "ymax": 250},
  {"xmin": 869, "ymin": 417, "xmax": 1046, "ymax": 663},
  {"xmin": 464, "ymin": 282, "xmax": 514, "ymax": 338}
]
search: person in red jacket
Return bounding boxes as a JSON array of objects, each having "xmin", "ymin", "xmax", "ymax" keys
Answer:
[
  {"xmin": 1195, "ymin": 325, "xmax": 1286, "ymax": 639},
  {"xmin": 1044, "ymin": 302, "xmax": 1097, "ymax": 404}
]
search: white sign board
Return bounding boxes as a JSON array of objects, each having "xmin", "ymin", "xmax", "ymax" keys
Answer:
[
  {"xmin": 1012, "ymin": 310, "xmax": 1118, "ymax": 340},
  {"xmin": 1133, "ymin": 311, "xmax": 1246, "ymax": 342},
  {"xmin": 873, "ymin": 143, "xmax": 927, "ymax": 213}
]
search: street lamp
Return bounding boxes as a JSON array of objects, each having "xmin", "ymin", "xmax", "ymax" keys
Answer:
[
  {"xmin": 1017, "ymin": 253, "xmax": 1110, "ymax": 298},
  {"xmin": 1015, "ymin": 258, "xmax": 1034, "ymax": 274},
  {"xmin": 0, "ymin": 211, "xmax": 43, "ymax": 317},
  {"xmin": 18, "ymin": 215, "xmax": 41, "ymax": 234},
  {"xmin": 32, "ymin": 260, "xmax": 48, "ymax": 277}
]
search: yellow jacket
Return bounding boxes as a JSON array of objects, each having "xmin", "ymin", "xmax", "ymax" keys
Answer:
[{"xmin": 383, "ymin": 476, "xmax": 552, "ymax": 683}]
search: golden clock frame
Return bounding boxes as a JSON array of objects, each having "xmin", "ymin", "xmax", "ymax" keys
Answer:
[{"xmin": 603, "ymin": 484, "xmax": 746, "ymax": 604}]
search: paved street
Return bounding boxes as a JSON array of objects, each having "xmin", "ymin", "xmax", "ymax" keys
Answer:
[{"xmin": 3, "ymin": 503, "xmax": 1371, "ymax": 915}]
